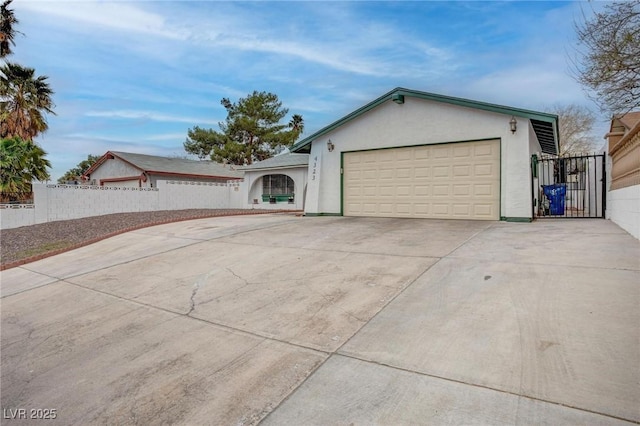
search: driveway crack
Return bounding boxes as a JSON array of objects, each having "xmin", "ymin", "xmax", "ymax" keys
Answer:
[{"xmin": 187, "ymin": 269, "xmax": 217, "ymax": 315}]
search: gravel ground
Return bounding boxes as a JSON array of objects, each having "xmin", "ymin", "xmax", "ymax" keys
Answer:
[{"xmin": 0, "ymin": 209, "xmax": 294, "ymax": 269}]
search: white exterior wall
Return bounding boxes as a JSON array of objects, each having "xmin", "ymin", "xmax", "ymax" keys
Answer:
[
  {"xmin": 104, "ymin": 180, "xmax": 140, "ymax": 188},
  {"xmin": 89, "ymin": 157, "xmax": 143, "ymax": 186},
  {"xmin": 0, "ymin": 181, "xmax": 245, "ymax": 230},
  {"xmin": 241, "ymin": 167, "xmax": 307, "ymax": 210},
  {"xmin": 305, "ymin": 98, "xmax": 536, "ymax": 219},
  {"xmin": 607, "ymin": 185, "xmax": 640, "ymax": 239},
  {"xmin": 605, "ymin": 144, "xmax": 640, "ymax": 240},
  {"xmin": 39, "ymin": 184, "xmax": 160, "ymax": 222},
  {"xmin": 148, "ymin": 175, "xmax": 232, "ymax": 188},
  {"xmin": 0, "ymin": 205, "xmax": 36, "ymax": 229},
  {"xmin": 156, "ymin": 180, "xmax": 241, "ymax": 210}
]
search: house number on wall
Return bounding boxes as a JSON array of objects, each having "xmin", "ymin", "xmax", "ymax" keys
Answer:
[{"xmin": 311, "ymin": 156, "xmax": 318, "ymax": 181}]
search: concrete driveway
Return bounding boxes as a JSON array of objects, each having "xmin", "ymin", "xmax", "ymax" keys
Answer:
[{"xmin": 1, "ymin": 214, "xmax": 638, "ymax": 425}]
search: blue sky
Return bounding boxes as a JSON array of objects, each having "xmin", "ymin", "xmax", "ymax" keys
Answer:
[{"xmin": 11, "ymin": 0, "xmax": 607, "ymax": 181}]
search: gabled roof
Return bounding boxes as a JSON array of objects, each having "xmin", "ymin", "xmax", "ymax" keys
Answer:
[
  {"xmin": 291, "ymin": 87, "xmax": 560, "ymax": 155},
  {"xmin": 238, "ymin": 153, "xmax": 309, "ymax": 171},
  {"xmin": 84, "ymin": 151, "xmax": 244, "ymax": 179},
  {"xmin": 608, "ymin": 111, "xmax": 640, "ymax": 156}
]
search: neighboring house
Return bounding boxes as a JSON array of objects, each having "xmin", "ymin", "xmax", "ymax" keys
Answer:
[
  {"xmin": 83, "ymin": 151, "xmax": 243, "ymax": 187},
  {"xmin": 290, "ymin": 87, "xmax": 559, "ymax": 221},
  {"xmin": 238, "ymin": 152, "xmax": 309, "ymax": 210},
  {"xmin": 605, "ymin": 112, "xmax": 640, "ymax": 239}
]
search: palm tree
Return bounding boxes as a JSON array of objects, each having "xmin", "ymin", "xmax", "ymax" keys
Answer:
[
  {"xmin": 0, "ymin": 0, "xmax": 19, "ymax": 57},
  {"xmin": 289, "ymin": 114, "xmax": 304, "ymax": 135},
  {"xmin": 0, "ymin": 136, "xmax": 51, "ymax": 194},
  {"xmin": 0, "ymin": 62, "xmax": 56, "ymax": 140}
]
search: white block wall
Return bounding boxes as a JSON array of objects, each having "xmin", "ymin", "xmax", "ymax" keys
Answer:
[
  {"xmin": 157, "ymin": 180, "xmax": 235, "ymax": 210},
  {"xmin": 37, "ymin": 184, "xmax": 160, "ymax": 222},
  {"xmin": 608, "ymin": 185, "xmax": 640, "ymax": 239},
  {"xmin": 0, "ymin": 180, "xmax": 247, "ymax": 230},
  {"xmin": 0, "ymin": 205, "xmax": 36, "ymax": 229}
]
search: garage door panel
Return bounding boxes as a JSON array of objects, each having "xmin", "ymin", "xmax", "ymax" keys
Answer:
[
  {"xmin": 433, "ymin": 185, "xmax": 449, "ymax": 196},
  {"xmin": 432, "ymin": 204, "xmax": 450, "ymax": 215},
  {"xmin": 453, "ymin": 184, "xmax": 470, "ymax": 196},
  {"xmin": 474, "ymin": 164, "xmax": 494, "ymax": 177},
  {"xmin": 343, "ymin": 140, "xmax": 500, "ymax": 220},
  {"xmin": 433, "ymin": 166, "xmax": 449, "ymax": 178},
  {"xmin": 453, "ymin": 204, "xmax": 471, "ymax": 216},
  {"xmin": 474, "ymin": 144, "xmax": 495, "ymax": 156},
  {"xmin": 474, "ymin": 184, "xmax": 493, "ymax": 196},
  {"xmin": 453, "ymin": 165, "xmax": 471, "ymax": 177},
  {"xmin": 433, "ymin": 147, "xmax": 450, "ymax": 158},
  {"xmin": 453, "ymin": 146, "xmax": 472, "ymax": 157},
  {"xmin": 414, "ymin": 185, "xmax": 430, "ymax": 196}
]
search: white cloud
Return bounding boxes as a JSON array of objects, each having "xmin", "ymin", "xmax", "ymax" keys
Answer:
[
  {"xmin": 18, "ymin": 0, "xmax": 185, "ymax": 40},
  {"xmin": 142, "ymin": 133, "xmax": 188, "ymax": 142},
  {"xmin": 84, "ymin": 110, "xmax": 219, "ymax": 125}
]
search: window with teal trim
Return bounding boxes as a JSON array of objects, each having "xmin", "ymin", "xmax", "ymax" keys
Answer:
[{"xmin": 262, "ymin": 175, "xmax": 294, "ymax": 195}]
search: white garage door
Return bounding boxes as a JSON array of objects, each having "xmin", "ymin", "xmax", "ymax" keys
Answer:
[{"xmin": 343, "ymin": 140, "xmax": 500, "ymax": 220}]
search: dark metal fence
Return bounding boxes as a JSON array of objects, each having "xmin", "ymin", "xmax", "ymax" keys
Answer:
[{"xmin": 532, "ymin": 153, "xmax": 605, "ymax": 219}]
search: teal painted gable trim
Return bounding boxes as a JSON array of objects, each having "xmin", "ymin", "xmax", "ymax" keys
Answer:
[
  {"xmin": 303, "ymin": 213, "xmax": 342, "ymax": 217},
  {"xmin": 500, "ymin": 216, "xmax": 533, "ymax": 223},
  {"xmin": 291, "ymin": 87, "xmax": 559, "ymax": 154}
]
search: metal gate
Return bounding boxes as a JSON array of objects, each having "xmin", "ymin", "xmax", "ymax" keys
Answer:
[{"xmin": 531, "ymin": 153, "xmax": 605, "ymax": 219}]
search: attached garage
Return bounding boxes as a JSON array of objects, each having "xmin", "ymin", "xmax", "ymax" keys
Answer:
[
  {"xmin": 292, "ymin": 88, "xmax": 559, "ymax": 222},
  {"xmin": 343, "ymin": 140, "xmax": 500, "ymax": 220}
]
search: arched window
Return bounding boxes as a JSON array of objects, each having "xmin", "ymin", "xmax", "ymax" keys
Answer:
[{"xmin": 262, "ymin": 174, "xmax": 294, "ymax": 195}]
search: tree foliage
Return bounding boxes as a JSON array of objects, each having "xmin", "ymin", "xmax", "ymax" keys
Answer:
[
  {"xmin": 0, "ymin": 136, "xmax": 51, "ymax": 193},
  {"xmin": 573, "ymin": 1, "xmax": 640, "ymax": 114},
  {"xmin": 550, "ymin": 104, "xmax": 598, "ymax": 155},
  {"xmin": 184, "ymin": 91, "xmax": 303, "ymax": 165},
  {"xmin": 0, "ymin": 62, "xmax": 56, "ymax": 140},
  {"xmin": 0, "ymin": 0, "xmax": 53, "ymax": 196},
  {"xmin": 0, "ymin": 0, "xmax": 19, "ymax": 58},
  {"xmin": 57, "ymin": 154, "xmax": 99, "ymax": 184}
]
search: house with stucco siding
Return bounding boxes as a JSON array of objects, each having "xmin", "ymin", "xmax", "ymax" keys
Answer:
[
  {"xmin": 83, "ymin": 151, "xmax": 243, "ymax": 187},
  {"xmin": 237, "ymin": 152, "xmax": 308, "ymax": 210},
  {"xmin": 290, "ymin": 87, "xmax": 559, "ymax": 222}
]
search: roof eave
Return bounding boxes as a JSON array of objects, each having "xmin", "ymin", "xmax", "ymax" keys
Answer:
[
  {"xmin": 291, "ymin": 87, "xmax": 559, "ymax": 153},
  {"xmin": 83, "ymin": 151, "xmax": 145, "ymax": 178},
  {"xmin": 241, "ymin": 164, "xmax": 308, "ymax": 172},
  {"xmin": 148, "ymin": 170, "xmax": 244, "ymax": 180}
]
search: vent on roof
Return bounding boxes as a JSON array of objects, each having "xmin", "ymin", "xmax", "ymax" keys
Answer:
[{"xmin": 531, "ymin": 119, "xmax": 557, "ymax": 155}]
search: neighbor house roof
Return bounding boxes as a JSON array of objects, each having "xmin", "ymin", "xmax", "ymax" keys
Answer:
[
  {"xmin": 84, "ymin": 151, "xmax": 244, "ymax": 180},
  {"xmin": 615, "ymin": 111, "xmax": 640, "ymax": 132},
  {"xmin": 238, "ymin": 153, "xmax": 309, "ymax": 171},
  {"xmin": 291, "ymin": 87, "xmax": 560, "ymax": 155},
  {"xmin": 608, "ymin": 111, "xmax": 640, "ymax": 157}
]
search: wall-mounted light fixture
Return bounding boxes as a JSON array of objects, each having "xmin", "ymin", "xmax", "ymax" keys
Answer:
[
  {"xmin": 391, "ymin": 93, "xmax": 405, "ymax": 104},
  {"xmin": 327, "ymin": 139, "xmax": 335, "ymax": 152},
  {"xmin": 509, "ymin": 116, "xmax": 518, "ymax": 134}
]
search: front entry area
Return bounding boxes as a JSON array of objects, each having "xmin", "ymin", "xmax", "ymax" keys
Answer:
[{"xmin": 342, "ymin": 139, "xmax": 501, "ymax": 220}]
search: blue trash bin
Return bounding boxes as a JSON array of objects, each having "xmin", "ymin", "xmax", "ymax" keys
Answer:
[{"xmin": 542, "ymin": 184, "xmax": 566, "ymax": 215}]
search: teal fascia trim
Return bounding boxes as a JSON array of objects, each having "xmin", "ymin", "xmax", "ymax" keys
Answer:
[
  {"xmin": 500, "ymin": 217, "xmax": 533, "ymax": 222},
  {"xmin": 303, "ymin": 212, "xmax": 342, "ymax": 217},
  {"xmin": 291, "ymin": 87, "xmax": 559, "ymax": 153}
]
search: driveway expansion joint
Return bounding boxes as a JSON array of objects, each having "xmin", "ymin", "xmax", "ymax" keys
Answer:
[{"xmin": 333, "ymin": 353, "xmax": 640, "ymax": 424}]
